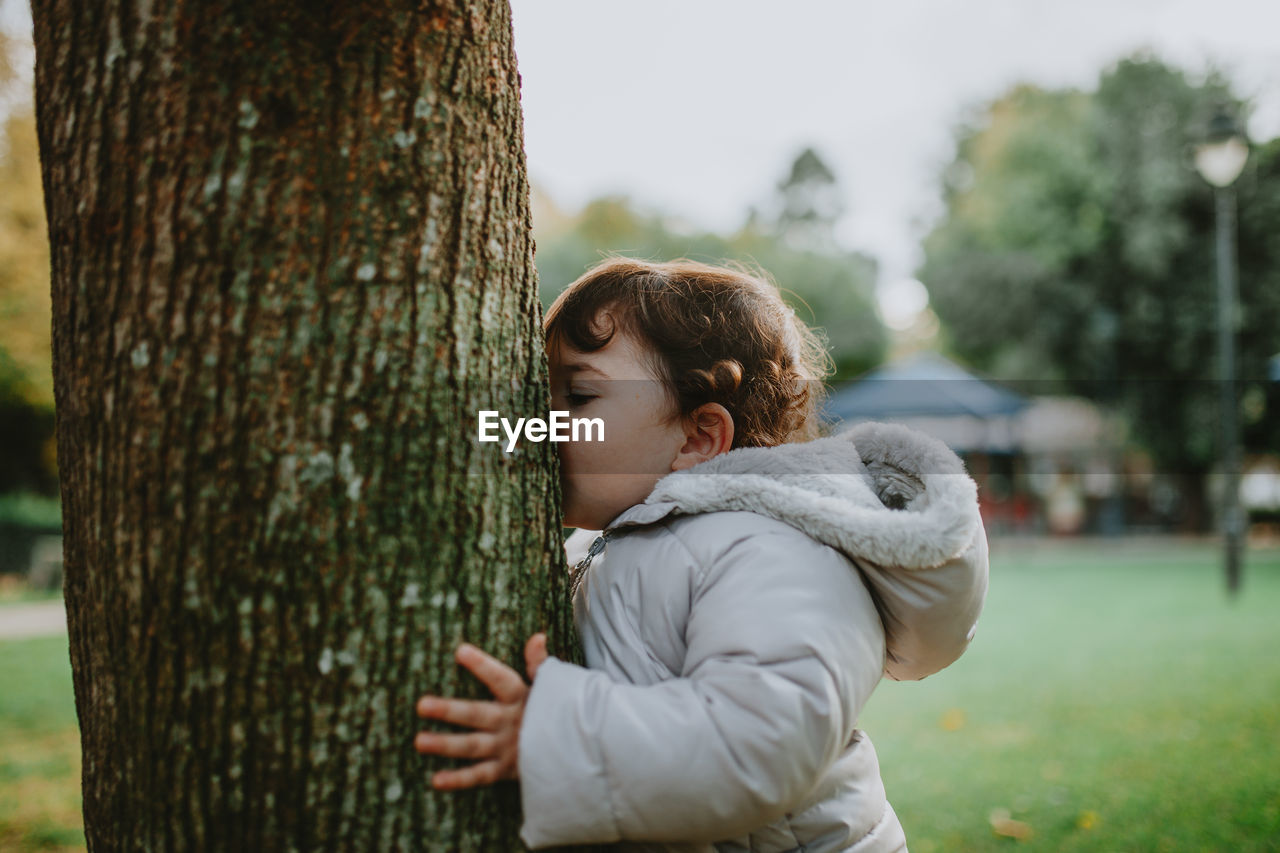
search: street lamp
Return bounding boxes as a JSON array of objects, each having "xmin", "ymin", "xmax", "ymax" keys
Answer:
[{"xmin": 1193, "ymin": 107, "xmax": 1249, "ymax": 596}]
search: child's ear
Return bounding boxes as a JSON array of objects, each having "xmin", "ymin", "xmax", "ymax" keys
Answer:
[{"xmin": 671, "ymin": 403, "xmax": 734, "ymax": 471}]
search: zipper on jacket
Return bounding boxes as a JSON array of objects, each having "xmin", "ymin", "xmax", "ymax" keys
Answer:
[{"xmin": 569, "ymin": 532, "xmax": 611, "ymax": 597}]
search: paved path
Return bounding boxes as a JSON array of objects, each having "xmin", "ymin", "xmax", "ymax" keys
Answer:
[{"xmin": 0, "ymin": 601, "xmax": 67, "ymax": 639}]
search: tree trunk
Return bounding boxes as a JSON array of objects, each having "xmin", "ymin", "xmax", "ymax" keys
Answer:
[{"xmin": 32, "ymin": 1, "xmax": 568, "ymax": 849}]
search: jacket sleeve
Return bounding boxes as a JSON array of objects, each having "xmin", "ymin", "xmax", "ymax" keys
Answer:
[
  {"xmin": 856, "ymin": 514, "xmax": 990, "ymax": 681},
  {"xmin": 517, "ymin": 524, "xmax": 886, "ymax": 848}
]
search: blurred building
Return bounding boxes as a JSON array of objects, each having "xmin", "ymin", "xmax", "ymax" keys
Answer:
[{"xmin": 821, "ymin": 352, "xmax": 1151, "ymax": 536}]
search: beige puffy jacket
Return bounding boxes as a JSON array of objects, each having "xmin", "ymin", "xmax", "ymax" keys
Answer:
[{"xmin": 518, "ymin": 422, "xmax": 989, "ymax": 851}]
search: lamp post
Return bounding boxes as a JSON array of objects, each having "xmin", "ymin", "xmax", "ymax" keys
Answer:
[{"xmin": 1193, "ymin": 108, "xmax": 1249, "ymax": 596}]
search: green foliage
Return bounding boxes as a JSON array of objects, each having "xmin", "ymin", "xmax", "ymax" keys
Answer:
[
  {"xmin": 1236, "ymin": 138, "xmax": 1280, "ymax": 455},
  {"xmin": 922, "ymin": 55, "xmax": 1280, "ymax": 471},
  {"xmin": 0, "ymin": 492, "xmax": 61, "ymax": 529},
  {"xmin": 0, "ymin": 398, "xmax": 57, "ymax": 495},
  {"xmin": 533, "ymin": 193, "xmax": 887, "ymax": 380},
  {"xmin": 0, "ymin": 102, "xmax": 51, "ymax": 412},
  {"xmin": 0, "ymin": 32, "xmax": 56, "ymax": 495}
]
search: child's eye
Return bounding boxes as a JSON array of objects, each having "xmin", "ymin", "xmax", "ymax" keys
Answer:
[{"xmin": 566, "ymin": 393, "xmax": 596, "ymax": 407}]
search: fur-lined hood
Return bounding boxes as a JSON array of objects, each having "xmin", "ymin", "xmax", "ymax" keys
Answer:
[{"xmin": 606, "ymin": 421, "xmax": 982, "ymax": 572}]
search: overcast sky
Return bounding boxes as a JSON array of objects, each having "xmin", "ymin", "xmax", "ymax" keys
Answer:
[
  {"xmin": 6, "ymin": 1, "xmax": 1279, "ymax": 312},
  {"xmin": 510, "ymin": 0, "xmax": 1280, "ymax": 307}
]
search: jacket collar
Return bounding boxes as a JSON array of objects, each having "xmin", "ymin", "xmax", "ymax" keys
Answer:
[
  {"xmin": 603, "ymin": 500, "xmax": 680, "ymax": 531},
  {"xmin": 602, "ymin": 421, "xmax": 981, "ymax": 570}
]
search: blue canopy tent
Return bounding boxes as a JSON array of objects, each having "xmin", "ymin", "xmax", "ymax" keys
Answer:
[{"xmin": 821, "ymin": 352, "xmax": 1030, "ymax": 452}]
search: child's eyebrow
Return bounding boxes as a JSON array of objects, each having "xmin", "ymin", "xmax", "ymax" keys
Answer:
[{"xmin": 561, "ymin": 363, "xmax": 610, "ymax": 379}]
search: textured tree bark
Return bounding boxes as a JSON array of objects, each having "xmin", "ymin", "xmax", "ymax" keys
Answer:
[{"xmin": 33, "ymin": 1, "xmax": 569, "ymax": 849}]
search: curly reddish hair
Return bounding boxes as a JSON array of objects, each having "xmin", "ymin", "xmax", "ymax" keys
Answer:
[{"xmin": 543, "ymin": 257, "xmax": 832, "ymax": 447}]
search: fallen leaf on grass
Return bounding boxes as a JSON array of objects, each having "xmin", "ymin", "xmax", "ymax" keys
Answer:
[
  {"xmin": 988, "ymin": 807, "xmax": 1034, "ymax": 841},
  {"xmin": 940, "ymin": 708, "xmax": 966, "ymax": 731}
]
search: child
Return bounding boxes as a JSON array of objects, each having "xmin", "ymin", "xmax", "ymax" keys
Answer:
[{"xmin": 414, "ymin": 258, "xmax": 989, "ymax": 852}]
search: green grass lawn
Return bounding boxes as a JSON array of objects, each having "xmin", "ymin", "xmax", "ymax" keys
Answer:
[
  {"xmin": 861, "ymin": 538, "xmax": 1280, "ymax": 852},
  {"xmin": 0, "ymin": 633, "xmax": 82, "ymax": 852},
  {"xmin": 2, "ymin": 539, "xmax": 1277, "ymax": 851}
]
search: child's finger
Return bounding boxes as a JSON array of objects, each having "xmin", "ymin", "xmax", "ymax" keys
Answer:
[
  {"xmin": 415, "ymin": 696, "xmax": 505, "ymax": 730},
  {"xmin": 414, "ymin": 730, "xmax": 499, "ymax": 760},
  {"xmin": 455, "ymin": 643, "xmax": 527, "ymax": 703},
  {"xmin": 524, "ymin": 633, "xmax": 548, "ymax": 682},
  {"xmin": 431, "ymin": 759, "xmax": 506, "ymax": 790}
]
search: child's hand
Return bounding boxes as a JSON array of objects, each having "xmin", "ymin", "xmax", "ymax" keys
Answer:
[{"xmin": 414, "ymin": 633, "xmax": 548, "ymax": 790}]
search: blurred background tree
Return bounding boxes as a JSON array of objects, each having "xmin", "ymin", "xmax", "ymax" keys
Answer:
[
  {"xmin": 1235, "ymin": 135, "xmax": 1280, "ymax": 462},
  {"xmin": 533, "ymin": 147, "xmax": 888, "ymax": 380},
  {"xmin": 773, "ymin": 146, "xmax": 844, "ymax": 252},
  {"xmin": 0, "ymin": 30, "xmax": 55, "ymax": 497},
  {"xmin": 921, "ymin": 54, "xmax": 1280, "ymax": 528}
]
